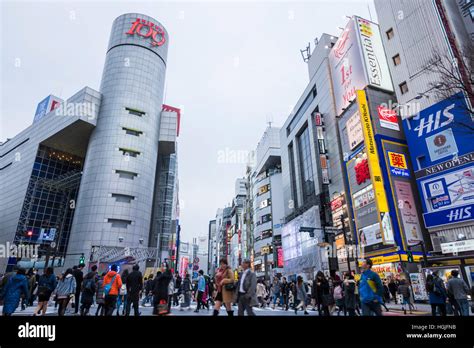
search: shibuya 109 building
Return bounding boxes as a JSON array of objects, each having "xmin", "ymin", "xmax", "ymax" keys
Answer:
[{"xmin": 0, "ymin": 14, "xmax": 181, "ymax": 273}]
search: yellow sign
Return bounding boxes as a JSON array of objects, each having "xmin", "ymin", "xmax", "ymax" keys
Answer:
[
  {"xmin": 388, "ymin": 151, "xmax": 408, "ymax": 169},
  {"xmin": 358, "ymin": 254, "xmax": 423, "ymax": 266},
  {"xmin": 357, "ymin": 89, "xmax": 389, "ymax": 214}
]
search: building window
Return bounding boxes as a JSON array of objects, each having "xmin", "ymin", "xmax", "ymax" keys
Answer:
[
  {"xmin": 125, "ymin": 107, "xmax": 145, "ymax": 117},
  {"xmin": 399, "ymin": 81, "xmax": 409, "ymax": 94},
  {"xmin": 297, "ymin": 126, "xmax": 315, "ymax": 203},
  {"xmin": 119, "ymin": 148, "xmax": 140, "ymax": 157},
  {"xmin": 107, "ymin": 218, "xmax": 132, "ymax": 228},
  {"xmin": 115, "ymin": 170, "xmax": 138, "ymax": 180},
  {"xmin": 286, "ymin": 85, "xmax": 317, "ymax": 135},
  {"xmin": 111, "ymin": 193, "xmax": 135, "ymax": 203},
  {"xmin": 288, "ymin": 143, "xmax": 298, "ymax": 209},
  {"xmin": 392, "ymin": 54, "xmax": 401, "ymax": 66},
  {"xmin": 386, "ymin": 28, "xmax": 394, "ymax": 40},
  {"xmin": 122, "ymin": 127, "xmax": 143, "ymax": 137}
]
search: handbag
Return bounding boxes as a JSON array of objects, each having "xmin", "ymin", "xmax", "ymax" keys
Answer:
[
  {"xmin": 158, "ymin": 299, "xmax": 168, "ymax": 315},
  {"xmin": 224, "ymin": 283, "xmax": 236, "ymax": 291}
]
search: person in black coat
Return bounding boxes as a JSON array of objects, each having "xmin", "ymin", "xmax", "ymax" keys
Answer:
[
  {"xmin": 72, "ymin": 265, "xmax": 84, "ymax": 314},
  {"xmin": 125, "ymin": 264, "xmax": 143, "ymax": 316},
  {"xmin": 173, "ymin": 275, "xmax": 182, "ymax": 306},
  {"xmin": 152, "ymin": 265, "xmax": 172, "ymax": 315},
  {"xmin": 314, "ymin": 271, "xmax": 330, "ymax": 316},
  {"xmin": 80, "ymin": 271, "xmax": 96, "ymax": 316},
  {"xmin": 343, "ymin": 272, "xmax": 357, "ymax": 316}
]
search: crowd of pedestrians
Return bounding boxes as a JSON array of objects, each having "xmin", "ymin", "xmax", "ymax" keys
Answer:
[{"xmin": 0, "ymin": 258, "xmax": 472, "ymax": 317}]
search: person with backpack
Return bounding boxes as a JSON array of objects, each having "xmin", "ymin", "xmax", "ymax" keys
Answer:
[
  {"xmin": 53, "ymin": 268, "xmax": 76, "ymax": 316},
  {"xmin": 95, "ymin": 272, "xmax": 106, "ymax": 316},
  {"xmin": 294, "ymin": 276, "xmax": 309, "ymax": 315},
  {"xmin": 80, "ymin": 271, "xmax": 96, "ymax": 316},
  {"xmin": 33, "ymin": 267, "xmax": 57, "ymax": 316},
  {"xmin": 1, "ymin": 268, "xmax": 29, "ymax": 316},
  {"xmin": 334, "ymin": 280, "xmax": 345, "ymax": 316},
  {"xmin": 103, "ymin": 265, "xmax": 122, "ymax": 316},
  {"xmin": 426, "ymin": 272, "xmax": 447, "ymax": 316},
  {"xmin": 359, "ymin": 259, "xmax": 384, "ymax": 316}
]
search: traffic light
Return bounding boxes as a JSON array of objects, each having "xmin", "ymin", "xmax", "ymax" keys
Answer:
[
  {"xmin": 79, "ymin": 253, "xmax": 85, "ymax": 266},
  {"xmin": 407, "ymin": 251, "xmax": 414, "ymax": 263}
]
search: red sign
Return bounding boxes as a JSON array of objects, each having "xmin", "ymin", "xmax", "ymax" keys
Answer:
[
  {"xmin": 277, "ymin": 247, "xmax": 284, "ymax": 268},
  {"xmin": 354, "ymin": 158, "xmax": 370, "ymax": 185},
  {"xmin": 126, "ymin": 18, "xmax": 166, "ymax": 47},
  {"xmin": 162, "ymin": 104, "xmax": 181, "ymax": 136},
  {"xmin": 377, "ymin": 105, "xmax": 399, "ymax": 130},
  {"xmin": 330, "ymin": 196, "xmax": 344, "ymax": 212},
  {"xmin": 314, "ymin": 112, "xmax": 323, "ymax": 126}
]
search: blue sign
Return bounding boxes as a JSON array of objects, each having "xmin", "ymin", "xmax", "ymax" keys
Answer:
[
  {"xmin": 402, "ymin": 93, "xmax": 473, "ymax": 172},
  {"xmin": 423, "ymin": 203, "xmax": 473, "ymax": 228},
  {"xmin": 33, "ymin": 96, "xmax": 51, "ymax": 123}
]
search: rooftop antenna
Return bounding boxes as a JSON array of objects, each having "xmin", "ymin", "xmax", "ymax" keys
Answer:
[
  {"xmin": 314, "ymin": 37, "xmax": 319, "ymax": 46},
  {"xmin": 300, "ymin": 42, "xmax": 311, "ymax": 63}
]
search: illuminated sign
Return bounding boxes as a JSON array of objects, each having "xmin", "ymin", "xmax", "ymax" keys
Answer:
[
  {"xmin": 378, "ymin": 105, "xmax": 399, "ymax": 131},
  {"xmin": 277, "ymin": 247, "xmax": 284, "ymax": 268},
  {"xmin": 387, "ymin": 151, "xmax": 410, "ymax": 177},
  {"xmin": 126, "ymin": 18, "xmax": 166, "ymax": 47},
  {"xmin": 357, "ymin": 90, "xmax": 389, "ymax": 213},
  {"xmin": 346, "ymin": 111, "xmax": 364, "ymax": 150},
  {"xmin": 329, "ymin": 16, "xmax": 393, "ymax": 116},
  {"xmin": 354, "ymin": 158, "xmax": 370, "ymax": 185}
]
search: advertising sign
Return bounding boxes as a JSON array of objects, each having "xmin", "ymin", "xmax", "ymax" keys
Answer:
[
  {"xmin": 277, "ymin": 247, "xmax": 284, "ymax": 268},
  {"xmin": 126, "ymin": 17, "xmax": 166, "ymax": 47},
  {"xmin": 394, "ymin": 181, "xmax": 423, "ymax": 245},
  {"xmin": 403, "ymin": 92, "xmax": 473, "ymax": 171},
  {"xmin": 316, "ymin": 127, "xmax": 324, "ymax": 140},
  {"xmin": 33, "ymin": 95, "xmax": 62, "ymax": 123},
  {"xmin": 378, "ymin": 105, "xmax": 399, "ymax": 131},
  {"xmin": 426, "ymin": 128, "xmax": 459, "ymax": 162},
  {"xmin": 314, "ymin": 112, "xmax": 323, "ymax": 126},
  {"xmin": 329, "ymin": 16, "xmax": 394, "ymax": 116},
  {"xmin": 357, "ymin": 90, "xmax": 389, "ymax": 214},
  {"xmin": 346, "ymin": 111, "xmax": 364, "ymax": 150},
  {"xmin": 358, "ymin": 223, "xmax": 383, "ymax": 249},
  {"xmin": 355, "ymin": 17, "xmax": 394, "ymax": 93},
  {"xmin": 409, "ymin": 273, "xmax": 429, "ymax": 301},
  {"xmin": 440, "ymin": 239, "xmax": 474, "ymax": 254},
  {"xmin": 38, "ymin": 228, "xmax": 56, "ymax": 242},
  {"xmin": 387, "ymin": 151, "xmax": 410, "ymax": 178},
  {"xmin": 179, "ymin": 256, "xmax": 189, "ymax": 277},
  {"xmin": 423, "ymin": 204, "xmax": 473, "ymax": 228}
]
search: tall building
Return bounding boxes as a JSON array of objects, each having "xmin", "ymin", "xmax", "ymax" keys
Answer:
[
  {"xmin": 229, "ymin": 178, "xmax": 247, "ymax": 271},
  {"xmin": 279, "ymin": 34, "xmax": 340, "ymax": 280},
  {"xmin": 375, "ymin": 0, "xmax": 474, "ymax": 281},
  {"xmin": 0, "ymin": 13, "xmax": 180, "ymax": 272},
  {"xmin": 331, "ymin": 16, "xmax": 429, "ymax": 282},
  {"xmin": 252, "ymin": 127, "xmax": 285, "ymax": 280}
]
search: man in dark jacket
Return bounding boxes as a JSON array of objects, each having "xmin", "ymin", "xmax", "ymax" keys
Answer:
[
  {"xmin": 152, "ymin": 265, "xmax": 172, "ymax": 315},
  {"xmin": 142, "ymin": 275, "xmax": 154, "ymax": 306},
  {"xmin": 72, "ymin": 264, "xmax": 84, "ymax": 314},
  {"xmin": 125, "ymin": 264, "xmax": 143, "ymax": 316}
]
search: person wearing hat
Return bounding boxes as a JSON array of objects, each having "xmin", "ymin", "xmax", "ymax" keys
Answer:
[{"xmin": 235, "ymin": 259, "xmax": 257, "ymax": 316}]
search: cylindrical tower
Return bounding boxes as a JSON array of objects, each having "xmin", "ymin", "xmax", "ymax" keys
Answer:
[{"xmin": 66, "ymin": 13, "xmax": 169, "ymax": 266}]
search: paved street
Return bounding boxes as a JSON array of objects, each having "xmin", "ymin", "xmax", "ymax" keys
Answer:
[{"xmin": 3, "ymin": 300, "xmax": 437, "ymax": 317}]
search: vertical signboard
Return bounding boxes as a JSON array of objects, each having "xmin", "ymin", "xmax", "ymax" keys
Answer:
[{"xmin": 357, "ymin": 90, "xmax": 395, "ymax": 247}]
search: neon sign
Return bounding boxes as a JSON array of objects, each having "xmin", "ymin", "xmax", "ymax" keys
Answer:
[{"xmin": 125, "ymin": 18, "xmax": 166, "ymax": 47}]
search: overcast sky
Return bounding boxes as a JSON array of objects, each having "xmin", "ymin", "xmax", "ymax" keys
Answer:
[{"xmin": 1, "ymin": 0, "xmax": 377, "ymax": 244}]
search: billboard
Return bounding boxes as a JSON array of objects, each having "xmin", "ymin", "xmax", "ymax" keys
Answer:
[
  {"xmin": 403, "ymin": 92, "xmax": 473, "ymax": 171},
  {"xmin": 393, "ymin": 181, "xmax": 423, "ymax": 246},
  {"xmin": 346, "ymin": 110, "xmax": 364, "ymax": 150},
  {"xmin": 402, "ymin": 93, "xmax": 474, "ymax": 229},
  {"xmin": 329, "ymin": 16, "xmax": 394, "ymax": 116},
  {"xmin": 33, "ymin": 95, "xmax": 61, "ymax": 123}
]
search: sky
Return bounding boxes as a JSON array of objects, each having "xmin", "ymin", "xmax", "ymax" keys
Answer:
[{"xmin": 0, "ymin": 0, "xmax": 377, "ymax": 243}]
